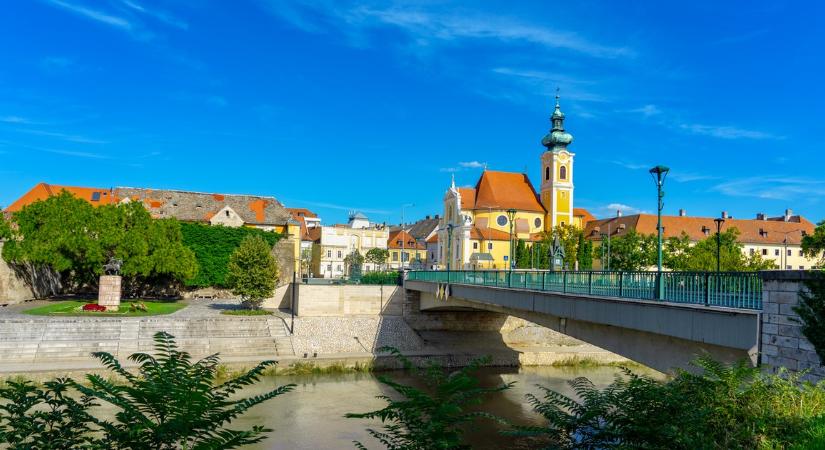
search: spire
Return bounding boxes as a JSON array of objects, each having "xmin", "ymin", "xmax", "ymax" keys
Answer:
[
  {"xmin": 541, "ymin": 88, "xmax": 574, "ymax": 152},
  {"xmin": 450, "ymin": 173, "xmax": 456, "ymax": 189}
]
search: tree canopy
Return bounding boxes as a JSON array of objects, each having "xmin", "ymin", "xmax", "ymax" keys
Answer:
[
  {"xmin": 226, "ymin": 235, "xmax": 279, "ymax": 309},
  {"xmin": 606, "ymin": 229, "xmax": 657, "ymax": 271},
  {"xmin": 365, "ymin": 248, "xmax": 389, "ymax": 270},
  {"xmin": 2, "ymin": 192, "xmax": 196, "ymax": 293},
  {"xmin": 802, "ymin": 220, "xmax": 825, "ymax": 268}
]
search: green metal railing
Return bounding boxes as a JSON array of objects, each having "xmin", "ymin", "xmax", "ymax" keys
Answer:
[{"xmin": 406, "ymin": 270, "xmax": 763, "ymax": 310}]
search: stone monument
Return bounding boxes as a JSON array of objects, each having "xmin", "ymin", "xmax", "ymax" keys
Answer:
[{"xmin": 98, "ymin": 258, "xmax": 123, "ymax": 311}]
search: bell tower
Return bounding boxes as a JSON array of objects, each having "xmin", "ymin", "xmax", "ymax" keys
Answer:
[{"xmin": 539, "ymin": 90, "xmax": 575, "ymax": 230}]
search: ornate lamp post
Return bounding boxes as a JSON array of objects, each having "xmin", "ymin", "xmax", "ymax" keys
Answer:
[
  {"xmin": 506, "ymin": 208, "xmax": 517, "ymax": 271},
  {"xmin": 713, "ymin": 217, "xmax": 725, "ymax": 273},
  {"xmin": 649, "ymin": 165, "xmax": 669, "ymax": 299}
]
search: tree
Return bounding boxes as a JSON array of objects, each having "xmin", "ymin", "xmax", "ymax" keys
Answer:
[
  {"xmin": 346, "ymin": 347, "xmax": 511, "ymax": 450},
  {"xmin": 515, "ymin": 239, "xmax": 530, "ymax": 268},
  {"xmin": 344, "ymin": 250, "xmax": 365, "ymax": 280},
  {"xmin": 576, "ymin": 233, "xmax": 593, "ymax": 270},
  {"xmin": 0, "ymin": 215, "xmax": 10, "ymax": 240},
  {"xmin": 2, "ymin": 192, "xmax": 197, "ymax": 296},
  {"xmin": 681, "ymin": 228, "xmax": 775, "ymax": 272},
  {"xmin": 75, "ymin": 332, "xmax": 294, "ymax": 449},
  {"xmin": 226, "ymin": 235, "xmax": 279, "ymax": 310},
  {"xmin": 608, "ymin": 230, "xmax": 657, "ymax": 271},
  {"xmin": 663, "ymin": 232, "xmax": 693, "ymax": 271},
  {"xmin": 794, "ymin": 274, "xmax": 825, "ymax": 364},
  {"xmin": 365, "ymin": 248, "xmax": 389, "ymax": 271},
  {"xmin": 802, "ymin": 220, "xmax": 825, "ymax": 267}
]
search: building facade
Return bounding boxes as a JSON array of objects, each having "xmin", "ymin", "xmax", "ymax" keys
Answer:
[
  {"xmin": 387, "ymin": 230, "xmax": 427, "ymax": 270},
  {"xmin": 310, "ymin": 212, "xmax": 389, "ymax": 278},
  {"xmin": 434, "ymin": 95, "xmax": 593, "ymax": 270},
  {"xmin": 585, "ymin": 210, "xmax": 821, "ymax": 270}
]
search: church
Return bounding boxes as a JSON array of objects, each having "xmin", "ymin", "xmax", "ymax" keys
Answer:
[{"xmin": 436, "ymin": 94, "xmax": 593, "ymax": 269}]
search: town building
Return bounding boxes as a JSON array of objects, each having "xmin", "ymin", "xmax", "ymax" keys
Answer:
[
  {"xmin": 310, "ymin": 212, "xmax": 389, "ymax": 278},
  {"xmin": 387, "ymin": 230, "xmax": 427, "ymax": 269},
  {"xmin": 435, "ymin": 94, "xmax": 593, "ymax": 269},
  {"xmin": 585, "ymin": 209, "xmax": 820, "ymax": 270},
  {"xmin": 287, "ymin": 208, "xmax": 322, "ymax": 277}
]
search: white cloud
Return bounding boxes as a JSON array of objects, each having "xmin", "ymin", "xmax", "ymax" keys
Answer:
[
  {"xmin": 459, "ymin": 161, "xmax": 485, "ymax": 168},
  {"xmin": 678, "ymin": 123, "xmax": 780, "ymax": 140},
  {"xmin": 628, "ymin": 104, "xmax": 661, "ymax": 117},
  {"xmin": 603, "ymin": 203, "xmax": 648, "ymax": 215},
  {"xmin": 16, "ymin": 129, "xmax": 108, "ymax": 144},
  {"xmin": 0, "ymin": 116, "xmax": 32, "ymax": 125},
  {"xmin": 608, "ymin": 160, "xmax": 650, "ymax": 171},
  {"xmin": 0, "ymin": 139, "xmax": 108, "ymax": 159},
  {"xmin": 121, "ymin": 0, "xmax": 189, "ymax": 30},
  {"xmin": 47, "ymin": 0, "xmax": 132, "ymax": 29},
  {"xmin": 711, "ymin": 177, "xmax": 825, "ymax": 201},
  {"xmin": 285, "ymin": 199, "xmax": 391, "ymax": 215}
]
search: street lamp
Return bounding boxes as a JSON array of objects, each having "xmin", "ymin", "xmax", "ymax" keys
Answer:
[
  {"xmin": 713, "ymin": 217, "xmax": 725, "ymax": 273},
  {"xmin": 400, "ymin": 203, "xmax": 414, "ymax": 270},
  {"xmin": 444, "ymin": 223, "xmax": 455, "ymax": 272},
  {"xmin": 649, "ymin": 165, "xmax": 669, "ymax": 299},
  {"xmin": 506, "ymin": 208, "xmax": 517, "ymax": 271}
]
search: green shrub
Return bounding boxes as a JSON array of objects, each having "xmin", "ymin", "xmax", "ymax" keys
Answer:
[
  {"xmin": 359, "ymin": 271, "xmax": 400, "ymax": 285},
  {"xmin": 226, "ymin": 235, "xmax": 279, "ymax": 309},
  {"xmin": 181, "ymin": 222, "xmax": 281, "ymax": 288}
]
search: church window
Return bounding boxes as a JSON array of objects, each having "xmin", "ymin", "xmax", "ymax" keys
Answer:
[
  {"xmin": 545, "ymin": 167, "xmax": 550, "ymax": 181},
  {"xmin": 560, "ymin": 166, "xmax": 567, "ymax": 180},
  {"xmin": 473, "ymin": 242, "xmax": 478, "ymax": 249},
  {"xmin": 496, "ymin": 215, "xmax": 508, "ymax": 226},
  {"xmin": 534, "ymin": 218, "xmax": 542, "ymax": 228}
]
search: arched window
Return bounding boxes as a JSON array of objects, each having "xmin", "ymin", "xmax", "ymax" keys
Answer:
[
  {"xmin": 559, "ymin": 165, "xmax": 567, "ymax": 180},
  {"xmin": 545, "ymin": 167, "xmax": 550, "ymax": 181}
]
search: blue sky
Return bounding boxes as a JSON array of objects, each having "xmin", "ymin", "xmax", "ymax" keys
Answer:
[{"xmin": 1, "ymin": 1, "xmax": 824, "ymax": 225}]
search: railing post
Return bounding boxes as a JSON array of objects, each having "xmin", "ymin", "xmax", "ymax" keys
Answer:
[
  {"xmin": 563, "ymin": 271, "xmax": 567, "ymax": 294},
  {"xmin": 704, "ymin": 272, "xmax": 710, "ymax": 307},
  {"xmin": 588, "ymin": 271, "xmax": 593, "ymax": 295},
  {"xmin": 542, "ymin": 271, "xmax": 547, "ymax": 291},
  {"xmin": 618, "ymin": 271, "xmax": 624, "ymax": 297}
]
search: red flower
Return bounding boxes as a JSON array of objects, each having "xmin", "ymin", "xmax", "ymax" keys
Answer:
[{"xmin": 82, "ymin": 303, "xmax": 107, "ymax": 312}]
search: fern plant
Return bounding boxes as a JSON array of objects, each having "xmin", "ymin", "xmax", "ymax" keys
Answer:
[
  {"xmin": 73, "ymin": 331, "xmax": 295, "ymax": 449},
  {"xmin": 346, "ymin": 347, "xmax": 511, "ymax": 450}
]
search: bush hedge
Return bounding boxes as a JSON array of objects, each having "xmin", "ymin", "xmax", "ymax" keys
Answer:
[
  {"xmin": 360, "ymin": 271, "xmax": 400, "ymax": 285},
  {"xmin": 180, "ymin": 223, "xmax": 281, "ymax": 288}
]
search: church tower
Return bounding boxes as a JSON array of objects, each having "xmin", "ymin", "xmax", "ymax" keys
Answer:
[{"xmin": 539, "ymin": 91, "xmax": 575, "ymax": 230}]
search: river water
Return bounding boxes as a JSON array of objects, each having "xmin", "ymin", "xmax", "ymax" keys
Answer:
[{"xmin": 235, "ymin": 365, "xmax": 647, "ymax": 449}]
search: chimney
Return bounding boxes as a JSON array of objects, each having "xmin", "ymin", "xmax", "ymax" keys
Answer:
[
  {"xmin": 616, "ymin": 209, "xmax": 623, "ymax": 217},
  {"xmin": 756, "ymin": 212, "xmax": 766, "ymax": 221},
  {"xmin": 435, "ymin": 214, "xmax": 440, "ymax": 219},
  {"xmin": 678, "ymin": 209, "xmax": 686, "ymax": 217},
  {"xmin": 425, "ymin": 215, "xmax": 430, "ymax": 220},
  {"xmin": 785, "ymin": 209, "xmax": 793, "ymax": 221},
  {"xmin": 722, "ymin": 211, "xmax": 729, "ymax": 219}
]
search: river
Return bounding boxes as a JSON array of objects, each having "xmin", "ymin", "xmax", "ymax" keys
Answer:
[{"xmin": 235, "ymin": 365, "xmax": 651, "ymax": 449}]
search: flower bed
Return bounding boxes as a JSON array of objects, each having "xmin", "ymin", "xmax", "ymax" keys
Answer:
[{"xmin": 82, "ymin": 303, "xmax": 107, "ymax": 312}]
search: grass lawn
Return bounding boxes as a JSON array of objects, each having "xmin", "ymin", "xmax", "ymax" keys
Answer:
[
  {"xmin": 220, "ymin": 309, "xmax": 272, "ymax": 316},
  {"xmin": 23, "ymin": 300, "xmax": 187, "ymax": 317}
]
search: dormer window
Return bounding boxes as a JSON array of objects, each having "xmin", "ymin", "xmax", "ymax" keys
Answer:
[
  {"xmin": 91, "ymin": 192, "xmax": 101, "ymax": 202},
  {"xmin": 225, "ymin": 210, "xmax": 230, "ymax": 217}
]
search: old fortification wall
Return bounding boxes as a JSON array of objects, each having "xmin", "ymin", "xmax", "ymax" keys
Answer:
[{"xmin": 0, "ymin": 242, "xmax": 35, "ymax": 305}]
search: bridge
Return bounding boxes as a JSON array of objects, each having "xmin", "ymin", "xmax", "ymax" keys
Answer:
[{"xmin": 405, "ymin": 270, "xmax": 764, "ymax": 372}]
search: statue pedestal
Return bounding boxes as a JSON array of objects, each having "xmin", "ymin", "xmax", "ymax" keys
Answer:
[{"xmin": 98, "ymin": 275, "xmax": 122, "ymax": 311}]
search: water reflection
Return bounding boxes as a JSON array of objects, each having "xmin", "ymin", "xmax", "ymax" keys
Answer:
[{"xmin": 238, "ymin": 365, "xmax": 653, "ymax": 449}]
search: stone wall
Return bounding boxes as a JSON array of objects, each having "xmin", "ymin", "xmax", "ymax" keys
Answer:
[
  {"xmin": 760, "ymin": 271, "xmax": 823, "ymax": 380},
  {"xmin": 292, "ymin": 284, "xmax": 404, "ymax": 316},
  {"xmin": 0, "ymin": 241, "xmax": 34, "ymax": 305}
]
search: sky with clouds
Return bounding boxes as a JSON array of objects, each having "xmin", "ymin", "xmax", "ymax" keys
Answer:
[{"xmin": 1, "ymin": 1, "xmax": 823, "ymax": 225}]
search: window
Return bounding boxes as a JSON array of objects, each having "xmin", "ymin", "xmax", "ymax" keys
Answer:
[
  {"xmin": 392, "ymin": 252, "xmax": 398, "ymax": 261},
  {"xmin": 787, "ymin": 249, "xmax": 792, "ymax": 256},
  {"xmin": 560, "ymin": 221, "xmax": 565, "ymax": 226},
  {"xmin": 336, "ymin": 265, "xmax": 341, "ymax": 271},
  {"xmin": 402, "ymin": 252, "xmax": 409, "ymax": 262},
  {"xmin": 497, "ymin": 215, "xmax": 508, "ymax": 226},
  {"xmin": 225, "ymin": 210, "xmax": 230, "ymax": 217},
  {"xmin": 488, "ymin": 243, "xmax": 493, "ymax": 250},
  {"xmin": 534, "ymin": 218, "xmax": 542, "ymax": 228},
  {"xmin": 473, "ymin": 242, "xmax": 478, "ymax": 249},
  {"xmin": 327, "ymin": 250, "xmax": 332, "ymax": 258},
  {"xmin": 327, "ymin": 264, "xmax": 332, "ymax": 271},
  {"xmin": 800, "ymin": 250, "xmax": 804, "ymax": 257},
  {"xmin": 559, "ymin": 165, "xmax": 567, "ymax": 180},
  {"xmin": 337, "ymin": 251, "xmax": 342, "ymax": 258},
  {"xmin": 91, "ymin": 192, "xmax": 101, "ymax": 202},
  {"xmin": 762, "ymin": 249, "xmax": 768, "ymax": 256},
  {"xmin": 749, "ymin": 248, "xmax": 755, "ymax": 255},
  {"xmin": 786, "ymin": 265, "xmax": 792, "ymax": 270},
  {"xmin": 800, "ymin": 266, "xmax": 805, "ymax": 270},
  {"xmin": 396, "ymin": 240, "xmax": 402, "ymax": 245},
  {"xmin": 545, "ymin": 166, "xmax": 550, "ymax": 180},
  {"xmin": 775, "ymin": 249, "xmax": 780, "ymax": 256}
]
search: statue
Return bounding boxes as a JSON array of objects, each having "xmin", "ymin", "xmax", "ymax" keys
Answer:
[
  {"xmin": 549, "ymin": 236, "xmax": 566, "ymax": 271},
  {"xmin": 103, "ymin": 257, "xmax": 123, "ymax": 276}
]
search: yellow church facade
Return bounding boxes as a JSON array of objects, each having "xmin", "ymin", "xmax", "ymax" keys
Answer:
[{"xmin": 436, "ymin": 95, "xmax": 592, "ymax": 270}]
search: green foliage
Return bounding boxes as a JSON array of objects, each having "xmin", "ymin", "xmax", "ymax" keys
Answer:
[
  {"xmin": 512, "ymin": 355, "xmax": 825, "ymax": 449},
  {"xmin": 0, "ymin": 215, "xmax": 10, "ymax": 240},
  {"xmin": 360, "ymin": 271, "xmax": 400, "ymax": 285},
  {"xmin": 795, "ymin": 273, "xmax": 825, "ymax": 364},
  {"xmin": 180, "ymin": 222, "xmax": 281, "ymax": 287},
  {"xmin": 803, "ymin": 220, "xmax": 825, "ymax": 267},
  {"xmin": 346, "ymin": 347, "xmax": 511, "ymax": 450},
  {"xmin": 670, "ymin": 228, "xmax": 776, "ymax": 271},
  {"xmin": 74, "ymin": 331, "xmax": 294, "ymax": 449},
  {"xmin": 576, "ymin": 233, "xmax": 593, "ymax": 270},
  {"xmin": 0, "ymin": 333, "xmax": 293, "ymax": 449},
  {"xmin": 515, "ymin": 239, "xmax": 530, "ymax": 269},
  {"xmin": 0, "ymin": 379, "xmax": 101, "ymax": 448},
  {"xmin": 607, "ymin": 229, "xmax": 657, "ymax": 271},
  {"xmin": 23, "ymin": 299, "xmax": 186, "ymax": 317},
  {"xmin": 226, "ymin": 235, "xmax": 279, "ymax": 309},
  {"xmin": 346, "ymin": 250, "xmax": 365, "ymax": 280},
  {"xmin": 2, "ymin": 192, "xmax": 197, "ymax": 293},
  {"xmin": 663, "ymin": 231, "xmax": 693, "ymax": 270},
  {"xmin": 366, "ymin": 248, "xmax": 390, "ymax": 269}
]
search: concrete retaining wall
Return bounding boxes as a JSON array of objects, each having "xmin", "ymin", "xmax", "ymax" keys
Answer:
[
  {"xmin": 292, "ymin": 284, "xmax": 404, "ymax": 316},
  {"xmin": 760, "ymin": 271, "xmax": 824, "ymax": 380}
]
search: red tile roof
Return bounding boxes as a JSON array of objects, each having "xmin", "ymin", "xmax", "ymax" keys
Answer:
[
  {"xmin": 5, "ymin": 183, "xmax": 113, "ymax": 212},
  {"xmin": 388, "ymin": 230, "xmax": 426, "ymax": 250},
  {"xmin": 456, "ymin": 171, "xmax": 545, "ymax": 213},
  {"xmin": 573, "ymin": 208, "xmax": 596, "ymax": 225},
  {"xmin": 584, "ymin": 214, "xmax": 815, "ymax": 245},
  {"xmin": 469, "ymin": 226, "xmax": 512, "ymax": 241}
]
